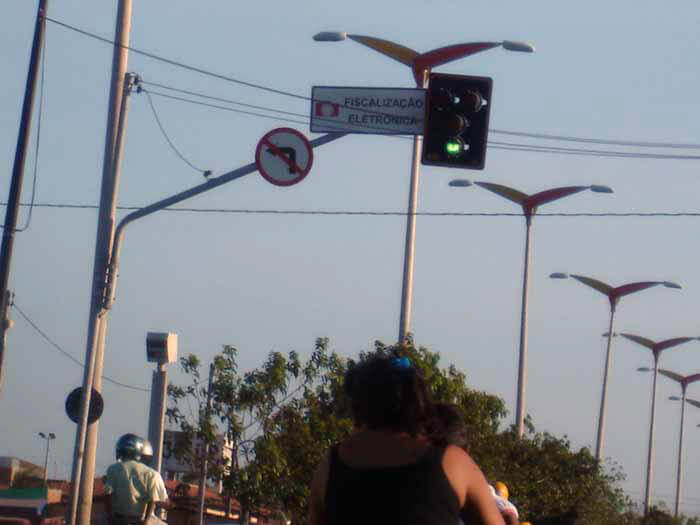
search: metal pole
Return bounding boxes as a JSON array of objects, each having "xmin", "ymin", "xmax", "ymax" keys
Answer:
[
  {"xmin": 148, "ymin": 363, "xmax": 168, "ymax": 474},
  {"xmin": 644, "ymin": 356, "xmax": 660, "ymax": 514},
  {"xmin": 197, "ymin": 364, "xmax": 215, "ymax": 525},
  {"xmin": 43, "ymin": 436, "xmax": 50, "ymax": 484},
  {"xmin": 515, "ymin": 216, "xmax": 533, "ymax": 438},
  {"xmin": 69, "ymin": 2, "xmax": 133, "ymax": 523},
  {"xmin": 0, "ymin": 0, "xmax": 48, "ymax": 395},
  {"xmin": 674, "ymin": 387, "xmax": 687, "ymax": 518},
  {"xmin": 398, "ymin": 70, "xmax": 427, "ymax": 345},
  {"xmin": 595, "ymin": 302, "xmax": 616, "ymax": 462}
]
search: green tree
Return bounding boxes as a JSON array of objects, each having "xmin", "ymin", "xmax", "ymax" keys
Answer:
[
  {"xmin": 170, "ymin": 338, "xmax": 641, "ymax": 525},
  {"xmin": 167, "ymin": 340, "xmax": 347, "ymax": 525}
]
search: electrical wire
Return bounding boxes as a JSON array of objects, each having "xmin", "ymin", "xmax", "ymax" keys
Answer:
[
  {"xmin": 45, "ymin": 16, "xmax": 308, "ymax": 101},
  {"xmin": 46, "ymin": 15, "xmax": 700, "ymax": 156},
  {"xmin": 15, "ymin": 28, "xmax": 46, "ymax": 232},
  {"xmin": 3, "ymin": 202, "xmax": 700, "ymax": 218},
  {"xmin": 143, "ymin": 89, "xmax": 210, "ymax": 174},
  {"xmin": 142, "ymin": 88, "xmax": 309, "ymax": 127},
  {"xmin": 140, "ymin": 85, "xmax": 700, "ymax": 161},
  {"xmin": 1, "ymin": 17, "xmax": 46, "ymax": 232},
  {"xmin": 12, "ymin": 301, "xmax": 150, "ymax": 392},
  {"xmin": 491, "ymin": 128, "xmax": 700, "ymax": 150}
]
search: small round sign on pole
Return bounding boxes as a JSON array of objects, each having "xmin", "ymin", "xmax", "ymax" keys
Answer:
[
  {"xmin": 255, "ymin": 128, "xmax": 313, "ymax": 186},
  {"xmin": 65, "ymin": 387, "xmax": 104, "ymax": 425}
]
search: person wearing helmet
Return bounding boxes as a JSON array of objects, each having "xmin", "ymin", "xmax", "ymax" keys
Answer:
[
  {"xmin": 138, "ymin": 439, "xmax": 168, "ymax": 523},
  {"xmin": 104, "ymin": 434, "xmax": 167, "ymax": 525}
]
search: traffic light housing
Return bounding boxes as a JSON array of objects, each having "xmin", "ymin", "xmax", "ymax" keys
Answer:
[{"xmin": 421, "ymin": 73, "xmax": 493, "ymax": 170}]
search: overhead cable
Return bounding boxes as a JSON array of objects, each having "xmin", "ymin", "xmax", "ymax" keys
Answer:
[
  {"xmin": 2, "ymin": 202, "xmax": 700, "ymax": 218},
  {"xmin": 12, "ymin": 301, "xmax": 150, "ymax": 392}
]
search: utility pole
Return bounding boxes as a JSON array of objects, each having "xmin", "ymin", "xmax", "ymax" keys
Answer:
[
  {"xmin": 197, "ymin": 364, "xmax": 215, "ymax": 525},
  {"xmin": 0, "ymin": 0, "xmax": 48, "ymax": 395},
  {"xmin": 67, "ymin": 2, "xmax": 133, "ymax": 524}
]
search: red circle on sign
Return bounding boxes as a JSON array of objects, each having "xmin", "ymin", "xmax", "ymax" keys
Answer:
[{"xmin": 255, "ymin": 127, "xmax": 314, "ymax": 187}]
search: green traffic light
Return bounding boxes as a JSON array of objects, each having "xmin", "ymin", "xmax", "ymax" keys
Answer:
[{"xmin": 445, "ymin": 139, "xmax": 463, "ymax": 156}]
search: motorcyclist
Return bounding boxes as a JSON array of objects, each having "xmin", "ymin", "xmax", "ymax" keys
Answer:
[
  {"xmin": 104, "ymin": 434, "xmax": 167, "ymax": 525},
  {"xmin": 139, "ymin": 439, "xmax": 169, "ymax": 522}
]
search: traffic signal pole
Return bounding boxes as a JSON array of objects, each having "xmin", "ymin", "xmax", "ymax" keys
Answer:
[
  {"xmin": 0, "ymin": 0, "xmax": 48, "ymax": 396},
  {"xmin": 397, "ymin": 69, "xmax": 427, "ymax": 346}
]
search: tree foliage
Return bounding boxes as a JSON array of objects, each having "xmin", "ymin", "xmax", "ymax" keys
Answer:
[{"xmin": 167, "ymin": 338, "xmax": 698, "ymax": 525}]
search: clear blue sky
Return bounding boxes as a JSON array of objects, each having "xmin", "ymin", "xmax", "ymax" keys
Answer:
[{"xmin": 2, "ymin": 0, "xmax": 700, "ymax": 516}]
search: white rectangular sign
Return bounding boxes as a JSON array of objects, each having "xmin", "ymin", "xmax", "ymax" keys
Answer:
[{"xmin": 310, "ymin": 86, "xmax": 426, "ymax": 135}]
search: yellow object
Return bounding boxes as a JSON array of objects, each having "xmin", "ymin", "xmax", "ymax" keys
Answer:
[
  {"xmin": 494, "ymin": 481, "xmax": 509, "ymax": 500},
  {"xmin": 520, "ymin": 522, "xmax": 532, "ymax": 525}
]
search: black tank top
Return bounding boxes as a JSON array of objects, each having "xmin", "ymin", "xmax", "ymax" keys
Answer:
[{"xmin": 324, "ymin": 443, "xmax": 461, "ymax": 525}]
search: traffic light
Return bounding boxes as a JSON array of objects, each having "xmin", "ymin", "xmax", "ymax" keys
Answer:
[{"xmin": 421, "ymin": 72, "xmax": 493, "ymax": 170}]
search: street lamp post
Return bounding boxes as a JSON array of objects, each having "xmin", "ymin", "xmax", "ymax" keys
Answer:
[
  {"xmin": 549, "ymin": 274, "xmax": 681, "ymax": 462},
  {"xmin": 450, "ymin": 181, "xmax": 613, "ymax": 437},
  {"xmin": 658, "ymin": 369, "xmax": 700, "ymax": 518},
  {"xmin": 313, "ymin": 32, "xmax": 534, "ymax": 345},
  {"xmin": 38, "ymin": 432, "xmax": 55, "ymax": 484},
  {"xmin": 615, "ymin": 334, "xmax": 696, "ymax": 515}
]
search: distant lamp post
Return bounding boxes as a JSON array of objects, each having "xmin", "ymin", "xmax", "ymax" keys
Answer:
[
  {"xmin": 314, "ymin": 32, "xmax": 534, "ymax": 345},
  {"xmin": 615, "ymin": 334, "xmax": 696, "ymax": 515},
  {"xmin": 659, "ymin": 369, "xmax": 700, "ymax": 518},
  {"xmin": 38, "ymin": 432, "xmax": 56, "ymax": 484},
  {"xmin": 550, "ymin": 274, "xmax": 681, "ymax": 462},
  {"xmin": 450, "ymin": 181, "xmax": 613, "ymax": 438}
]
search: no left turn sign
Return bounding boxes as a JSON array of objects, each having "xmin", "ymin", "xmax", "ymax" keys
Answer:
[{"xmin": 255, "ymin": 128, "xmax": 313, "ymax": 186}]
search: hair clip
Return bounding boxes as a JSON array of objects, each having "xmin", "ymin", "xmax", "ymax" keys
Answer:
[{"xmin": 390, "ymin": 356, "xmax": 412, "ymax": 370}]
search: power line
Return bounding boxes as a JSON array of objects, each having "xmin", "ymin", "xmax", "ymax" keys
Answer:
[
  {"xmin": 142, "ymin": 89, "xmax": 210, "ymax": 174},
  {"xmin": 46, "ymin": 15, "xmax": 700, "ymax": 155},
  {"xmin": 2, "ymin": 202, "xmax": 700, "ymax": 218},
  {"xmin": 489, "ymin": 141, "xmax": 700, "ymax": 160},
  {"xmin": 140, "ymin": 85, "xmax": 700, "ymax": 161},
  {"xmin": 12, "ymin": 301, "xmax": 150, "ymax": 392},
  {"xmin": 45, "ymin": 16, "xmax": 308, "ymax": 102},
  {"xmin": 491, "ymin": 128, "xmax": 700, "ymax": 150}
]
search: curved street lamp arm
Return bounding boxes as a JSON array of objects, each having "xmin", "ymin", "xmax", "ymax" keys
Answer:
[
  {"xmin": 525, "ymin": 186, "xmax": 590, "ymax": 209},
  {"xmin": 656, "ymin": 337, "xmax": 697, "ymax": 352},
  {"xmin": 413, "ymin": 42, "xmax": 502, "ymax": 73},
  {"xmin": 568, "ymin": 274, "xmax": 613, "ymax": 297},
  {"xmin": 613, "ymin": 281, "xmax": 666, "ymax": 299},
  {"xmin": 618, "ymin": 333, "xmax": 657, "ymax": 350},
  {"xmin": 686, "ymin": 398, "xmax": 700, "ymax": 409},
  {"xmin": 658, "ymin": 369, "xmax": 686, "ymax": 383},
  {"xmin": 346, "ymin": 34, "xmax": 418, "ymax": 67},
  {"xmin": 474, "ymin": 182, "xmax": 528, "ymax": 206},
  {"xmin": 685, "ymin": 373, "xmax": 700, "ymax": 386}
]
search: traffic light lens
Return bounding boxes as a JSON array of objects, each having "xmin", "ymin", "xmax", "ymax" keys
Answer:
[{"xmin": 445, "ymin": 139, "xmax": 463, "ymax": 156}]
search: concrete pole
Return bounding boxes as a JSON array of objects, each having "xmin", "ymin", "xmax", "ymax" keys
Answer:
[
  {"xmin": 148, "ymin": 363, "xmax": 168, "ymax": 474},
  {"xmin": 68, "ymin": 2, "xmax": 133, "ymax": 524},
  {"xmin": 595, "ymin": 303, "xmax": 617, "ymax": 462},
  {"xmin": 674, "ymin": 388, "xmax": 687, "ymax": 518},
  {"xmin": 397, "ymin": 70, "xmax": 428, "ymax": 345},
  {"xmin": 0, "ymin": 0, "xmax": 48, "ymax": 396},
  {"xmin": 515, "ymin": 215, "xmax": 532, "ymax": 438},
  {"xmin": 643, "ymin": 357, "xmax": 660, "ymax": 514}
]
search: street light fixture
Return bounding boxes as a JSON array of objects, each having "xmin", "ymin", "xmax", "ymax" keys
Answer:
[
  {"xmin": 549, "ymin": 273, "xmax": 681, "ymax": 462},
  {"xmin": 451, "ymin": 181, "xmax": 613, "ymax": 438},
  {"xmin": 38, "ymin": 432, "xmax": 56, "ymax": 485},
  {"xmin": 314, "ymin": 31, "xmax": 534, "ymax": 345},
  {"xmin": 615, "ymin": 334, "xmax": 697, "ymax": 515},
  {"xmin": 658, "ymin": 369, "xmax": 700, "ymax": 518}
]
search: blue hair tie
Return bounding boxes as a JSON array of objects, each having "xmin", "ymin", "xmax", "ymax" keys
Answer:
[{"xmin": 390, "ymin": 356, "xmax": 412, "ymax": 371}]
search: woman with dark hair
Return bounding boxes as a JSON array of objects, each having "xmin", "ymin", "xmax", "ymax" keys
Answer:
[{"xmin": 308, "ymin": 354, "xmax": 505, "ymax": 525}]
